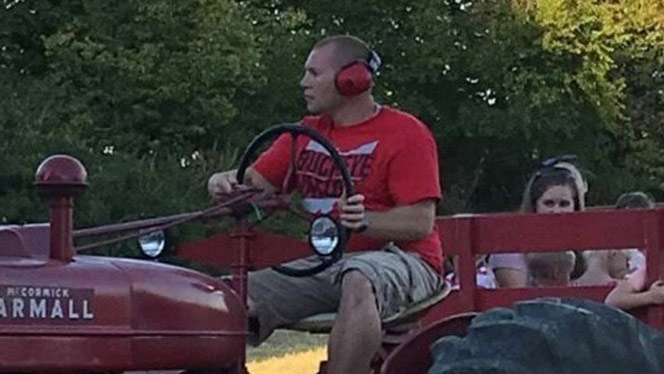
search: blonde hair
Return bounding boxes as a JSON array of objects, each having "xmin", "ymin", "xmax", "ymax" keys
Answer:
[{"xmin": 313, "ymin": 35, "xmax": 372, "ymax": 70}]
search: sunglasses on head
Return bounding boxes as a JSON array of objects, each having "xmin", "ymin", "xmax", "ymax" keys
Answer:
[
  {"xmin": 532, "ymin": 155, "xmax": 579, "ymax": 180},
  {"xmin": 541, "ymin": 154, "xmax": 577, "ymax": 168}
]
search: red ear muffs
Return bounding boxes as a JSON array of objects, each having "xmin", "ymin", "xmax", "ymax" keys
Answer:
[{"xmin": 335, "ymin": 61, "xmax": 373, "ymax": 97}]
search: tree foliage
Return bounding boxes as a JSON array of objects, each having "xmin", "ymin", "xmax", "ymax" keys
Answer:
[
  {"xmin": 1, "ymin": 0, "xmax": 260, "ymax": 225},
  {"xmin": 1, "ymin": 0, "xmax": 663, "ymax": 249}
]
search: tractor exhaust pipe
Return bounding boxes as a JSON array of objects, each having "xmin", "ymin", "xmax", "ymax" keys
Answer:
[{"xmin": 35, "ymin": 155, "xmax": 88, "ymax": 261}]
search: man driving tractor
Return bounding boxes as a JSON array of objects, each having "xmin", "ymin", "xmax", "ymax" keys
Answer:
[{"xmin": 208, "ymin": 35, "xmax": 445, "ymax": 374}]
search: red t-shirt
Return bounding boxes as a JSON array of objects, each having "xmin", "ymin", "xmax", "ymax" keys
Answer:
[{"xmin": 251, "ymin": 106, "xmax": 443, "ymax": 272}]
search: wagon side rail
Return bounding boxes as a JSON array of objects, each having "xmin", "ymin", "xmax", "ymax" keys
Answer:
[{"xmin": 421, "ymin": 208, "xmax": 663, "ymax": 329}]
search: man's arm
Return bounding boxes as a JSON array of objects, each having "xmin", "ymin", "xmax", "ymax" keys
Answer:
[{"xmin": 340, "ymin": 196, "xmax": 436, "ymax": 241}]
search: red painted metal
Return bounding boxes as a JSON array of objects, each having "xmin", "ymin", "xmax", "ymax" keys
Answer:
[
  {"xmin": 45, "ymin": 195, "xmax": 76, "ymax": 261},
  {"xmin": 0, "ymin": 156, "xmax": 247, "ymax": 373},
  {"xmin": 35, "ymin": 155, "xmax": 88, "ymax": 262},
  {"xmin": 231, "ymin": 218, "xmax": 252, "ymax": 372},
  {"xmin": 6, "ymin": 223, "xmax": 50, "ymax": 258},
  {"xmin": 380, "ymin": 313, "xmax": 477, "ymax": 374},
  {"xmin": 0, "ymin": 228, "xmax": 247, "ymax": 371},
  {"xmin": 414, "ymin": 209, "xmax": 664, "ymax": 327},
  {"xmin": 443, "ymin": 209, "xmax": 652, "ymax": 255},
  {"xmin": 179, "ymin": 229, "xmax": 310, "ymax": 270},
  {"xmin": 418, "ymin": 213, "xmax": 621, "ymax": 323},
  {"xmin": 34, "ymin": 154, "xmax": 88, "ymax": 187},
  {"xmin": 645, "ymin": 210, "xmax": 663, "ymax": 329}
]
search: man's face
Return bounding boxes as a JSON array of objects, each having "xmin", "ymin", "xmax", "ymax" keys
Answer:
[{"xmin": 300, "ymin": 44, "xmax": 345, "ymax": 114}]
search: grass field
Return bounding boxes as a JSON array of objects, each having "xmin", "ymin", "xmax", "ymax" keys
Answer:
[
  {"xmin": 247, "ymin": 330, "xmax": 327, "ymax": 361},
  {"xmin": 247, "ymin": 347, "xmax": 326, "ymax": 374},
  {"xmin": 246, "ymin": 330, "xmax": 327, "ymax": 374}
]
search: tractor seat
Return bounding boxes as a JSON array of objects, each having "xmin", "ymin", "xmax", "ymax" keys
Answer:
[{"xmin": 285, "ymin": 281, "xmax": 451, "ymax": 333}]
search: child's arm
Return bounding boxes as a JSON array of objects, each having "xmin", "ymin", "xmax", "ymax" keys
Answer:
[
  {"xmin": 493, "ymin": 268, "xmax": 527, "ymax": 288},
  {"xmin": 605, "ymin": 268, "xmax": 664, "ymax": 310},
  {"xmin": 489, "ymin": 254, "xmax": 528, "ymax": 288}
]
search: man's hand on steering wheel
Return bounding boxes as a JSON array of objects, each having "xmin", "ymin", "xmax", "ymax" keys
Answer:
[
  {"xmin": 340, "ymin": 194, "xmax": 369, "ymax": 233},
  {"xmin": 208, "ymin": 168, "xmax": 275, "ymax": 201},
  {"xmin": 211, "ymin": 124, "xmax": 355, "ymax": 277},
  {"xmin": 207, "ymin": 170, "xmax": 239, "ymax": 199}
]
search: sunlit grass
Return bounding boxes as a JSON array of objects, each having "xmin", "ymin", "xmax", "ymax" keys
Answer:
[
  {"xmin": 245, "ymin": 330, "xmax": 327, "ymax": 373},
  {"xmin": 247, "ymin": 347, "xmax": 326, "ymax": 374},
  {"xmin": 247, "ymin": 330, "xmax": 327, "ymax": 361}
]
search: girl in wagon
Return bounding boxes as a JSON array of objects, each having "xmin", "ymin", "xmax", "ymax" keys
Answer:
[{"xmin": 489, "ymin": 155, "xmax": 588, "ymax": 288}]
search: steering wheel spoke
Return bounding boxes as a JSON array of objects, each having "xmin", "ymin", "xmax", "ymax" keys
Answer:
[{"xmin": 235, "ymin": 123, "xmax": 354, "ymax": 277}]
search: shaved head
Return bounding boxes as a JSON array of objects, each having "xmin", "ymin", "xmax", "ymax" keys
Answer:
[{"xmin": 313, "ymin": 35, "xmax": 372, "ymax": 70}]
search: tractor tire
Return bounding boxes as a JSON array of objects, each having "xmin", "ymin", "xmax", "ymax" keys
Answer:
[{"xmin": 428, "ymin": 298, "xmax": 664, "ymax": 374}]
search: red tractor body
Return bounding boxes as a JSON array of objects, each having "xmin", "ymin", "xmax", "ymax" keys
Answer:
[
  {"xmin": 0, "ymin": 155, "xmax": 247, "ymax": 373},
  {"xmin": 0, "ymin": 223, "xmax": 246, "ymax": 372}
]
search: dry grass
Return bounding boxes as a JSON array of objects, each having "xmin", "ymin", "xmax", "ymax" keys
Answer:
[
  {"xmin": 247, "ymin": 330, "xmax": 327, "ymax": 361},
  {"xmin": 247, "ymin": 346, "xmax": 327, "ymax": 374},
  {"xmin": 246, "ymin": 330, "xmax": 327, "ymax": 373}
]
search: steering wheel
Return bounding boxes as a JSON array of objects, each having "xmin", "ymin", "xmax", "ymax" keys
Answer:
[{"xmin": 236, "ymin": 123, "xmax": 354, "ymax": 277}]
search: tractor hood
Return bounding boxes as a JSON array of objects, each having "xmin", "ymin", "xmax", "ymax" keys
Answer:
[{"xmin": 0, "ymin": 224, "xmax": 245, "ymax": 372}]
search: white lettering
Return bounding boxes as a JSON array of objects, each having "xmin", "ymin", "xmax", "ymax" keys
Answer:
[
  {"xmin": 30, "ymin": 299, "xmax": 46, "ymax": 318},
  {"xmin": 12, "ymin": 298, "xmax": 24, "ymax": 318},
  {"xmin": 68, "ymin": 299, "xmax": 79, "ymax": 319},
  {"xmin": 82, "ymin": 300, "xmax": 94, "ymax": 319},
  {"xmin": 0, "ymin": 286, "xmax": 92, "ymax": 321},
  {"xmin": 50, "ymin": 300, "xmax": 64, "ymax": 319}
]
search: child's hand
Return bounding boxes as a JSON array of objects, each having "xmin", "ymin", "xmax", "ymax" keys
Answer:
[{"xmin": 647, "ymin": 280, "xmax": 664, "ymax": 305}]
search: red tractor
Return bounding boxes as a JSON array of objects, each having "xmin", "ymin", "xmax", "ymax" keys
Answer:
[
  {"xmin": 1, "ymin": 154, "xmax": 246, "ymax": 373},
  {"xmin": 3, "ymin": 126, "xmax": 664, "ymax": 373}
]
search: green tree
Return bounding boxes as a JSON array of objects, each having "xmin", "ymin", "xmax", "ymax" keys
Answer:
[
  {"xmin": 0, "ymin": 0, "xmax": 265, "ymax": 239},
  {"xmin": 2, "ymin": 0, "xmax": 664, "ymax": 243},
  {"xmin": 40, "ymin": 0, "xmax": 265, "ymax": 153},
  {"xmin": 519, "ymin": 0, "xmax": 664, "ymax": 201}
]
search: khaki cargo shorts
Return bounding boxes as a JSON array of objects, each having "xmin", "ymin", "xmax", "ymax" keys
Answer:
[{"xmin": 247, "ymin": 243, "xmax": 444, "ymax": 345}]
